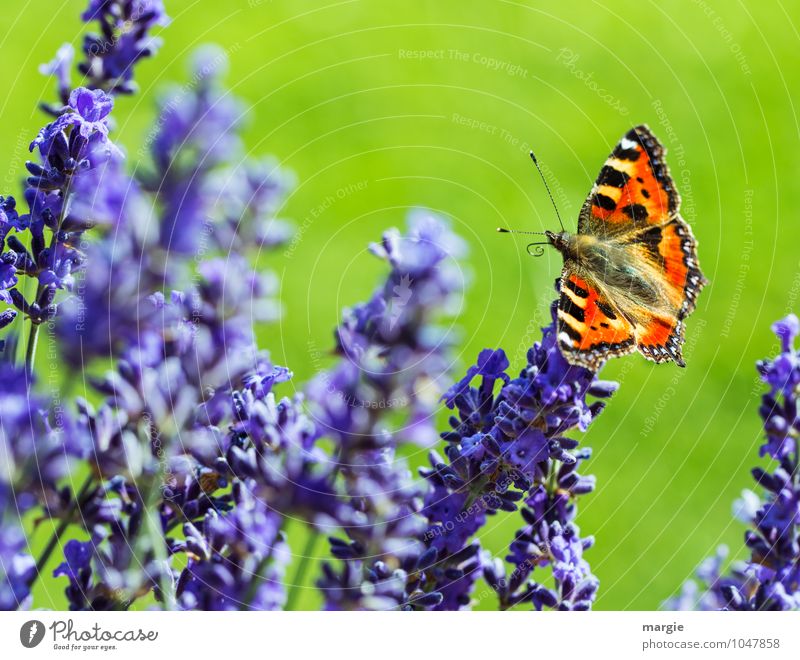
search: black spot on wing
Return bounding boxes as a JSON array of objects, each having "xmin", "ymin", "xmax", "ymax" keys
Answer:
[
  {"xmin": 595, "ymin": 300, "xmax": 617, "ymax": 320},
  {"xmin": 564, "ymin": 278, "xmax": 589, "ymax": 298},
  {"xmin": 596, "ymin": 165, "xmax": 630, "ymax": 188},
  {"xmin": 634, "ymin": 226, "xmax": 665, "ymax": 269},
  {"xmin": 613, "ymin": 142, "xmax": 641, "ymax": 161},
  {"xmin": 629, "ymin": 125, "xmax": 679, "ymax": 213},
  {"xmin": 558, "ymin": 318, "xmax": 583, "ymax": 343},
  {"xmin": 622, "ymin": 204, "xmax": 648, "ymax": 221},
  {"xmin": 641, "ymin": 188, "xmax": 650, "ymax": 198},
  {"xmin": 559, "ymin": 293, "xmax": 585, "ymax": 323},
  {"xmin": 592, "ymin": 193, "xmax": 617, "ymax": 211}
]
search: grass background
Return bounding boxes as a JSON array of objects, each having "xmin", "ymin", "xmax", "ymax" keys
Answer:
[{"xmin": 2, "ymin": 0, "xmax": 799, "ymax": 610}]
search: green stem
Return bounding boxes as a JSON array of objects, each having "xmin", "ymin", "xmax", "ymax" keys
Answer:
[
  {"xmin": 547, "ymin": 458, "xmax": 560, "ymax": 495},
  {"xmin": 27, "ymin": 474, "xmax": 95, "ymax": 598},
  {"xmin": 23, "ymin": 178, "xmax": 72, "ymax": 377},
  {"xmin": 141, "ymin": 479, "xmax": 175, "ymax": 611},
  {"xmin": 243, "ymin": 528, "xmax": 283, "ymax": 608},
  {"xmin": 24, "ymin": 321, "xmax": 40, "ymax": 378},
  {"xmin": 284, "ymin": 528, "xmax": 321, "ymax": 611},
  {"xmin": 283, "ymin": 454, "xmax": 345, "ymax": 611}
]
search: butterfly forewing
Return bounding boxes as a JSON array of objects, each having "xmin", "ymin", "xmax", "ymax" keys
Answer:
[{"xmin": 579, "ymin": 125, "xmax": 677, "ymax": 237}]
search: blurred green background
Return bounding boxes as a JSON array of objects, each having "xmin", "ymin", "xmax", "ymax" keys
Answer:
[{"xmin": 2, "ymin": 0, "xmax": 798, "ymax": 610}]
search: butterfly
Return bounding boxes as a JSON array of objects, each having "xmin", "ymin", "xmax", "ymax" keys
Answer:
[{"xmin": 503, "ymin": 125, "xmax": 707, "ymax": 370}]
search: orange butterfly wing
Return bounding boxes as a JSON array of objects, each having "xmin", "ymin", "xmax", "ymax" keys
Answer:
[
  {"xmin": 619, "ymin": 217, "xmax": 705, "ymax": 366},
  {"xmin": 557, "ymin": 271, "xmax": 636, "ymax": 371},
  {"xmin": 559, "ymin": 125, "xmax": 706, "ymax": 369},
  {"xmin": 579, "ymin": 124, "xmax": 677, "ymax": 236}
]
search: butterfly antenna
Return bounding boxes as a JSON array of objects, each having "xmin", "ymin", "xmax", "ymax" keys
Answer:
[
  {"xmin": 496, "ymin": 228, "xmax": 549, "ymax": 258},
  {"xmin": 496, "ymin": 227, "xmax": 546, "ymax": 236},
  {"xmin": 529, "ymin": 151, "xmax": 566, "ymax": 232}
]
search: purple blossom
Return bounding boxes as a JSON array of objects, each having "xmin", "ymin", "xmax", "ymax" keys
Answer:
[
  {"xmin": 58, "ymin": 188, "xmax": 286, "ymax": 371},
  {"xmin": 668, "ymin": 316, "xmax": 800, "ymax": 611},
  {"xmin": 1, "ymin": 86, "xmax": 120, "ymax": 331},
  {"xmin": 175, "ymin": 486, "xmax": 288, "ymax": 610},
  {"xmin": 421, "ymin": 298, "xmax": 615, "ymax": 610},
  {"xmin": 0, "ymin": 522, "xmax": 35, "ymax": 610},
  {"xmin": 53, "ymin": 489, "xmax": 168, "ymax": 612},
  {"xmin": 37, "ymin": 32, "xmax": 302, "ymax": 611},
  {"xmin": 0, "ymin": 196, "xmax": 23, "ymax": 241},
  {"xmin": 219, "ymin": 383, "xmax": 340, "ymax": 528},
  {"xmin": 211, "ymin": 159, "xmax": 295, "ymax": 252},
  {"xmin": 0, "ymin": 364, "xmax": 87, "ymax": 611},
  {"xmin": 53, "ymin": 540, "xmax": 96, "ymax": 610},
  {"xmin": 51, "ymin": 245, "xmax": 297, "ymax": 610},
  {"xmin": 494, "ymin": 473, "xmax": 598, "ymax": 610},
  {"xmin": 64, "ymin": 267, "xmax": 312, "ymax": 611},
  {"xmin": 30, "ymin": 88, "xmax": 115, "ymax": 169},
  {"xmin": 77, "ymin": 0, "xmax": 169, "ymax": 97},
  {"xmin": 307, "ymin": 212, "xmax": 466, "ymax": 610},
  {"xmin": 0, "ymin": 258, "xmax": 18, "ymax": 308},
  {"xmin": 39, "ymin": 44, "xmax": 75, "ymax": 106},
  {"xmin": 308, "ymin": 210, "xmax": 467, "ymax": 453},
  {"xmin": 0, "ymin": 364, "xmax": 86, "ymax": 514},
  {"xmin": 317, "ymin": 448, "xmax": 432, "ymax": 610},
  {"xmin": 143, "ymin": 47, "xmax": 244, "ymax": 255}
]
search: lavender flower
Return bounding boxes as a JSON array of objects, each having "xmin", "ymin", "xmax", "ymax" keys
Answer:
[
  {"xmin": 175, "ymin": 485, "xmax": 289, "ymax": 611},
  {"xmin": 57, "ymin": 287, "xmax": 296, "ymax": 609},
  {"xmin": 143, "ymin": 47, "xmax": 245, "ymax": 255},
  {"xmin": 0, "ymin": 364, "xmax": 86, "ymax": 514},
  {"xmin": 53, "ymin": 540, "xmax": 97, "ymax": 610},
  {"xmin": 0, "ymin": 367, "xmax": 49, "ymax": 611},
  {"xmin": 165, "ymin": 360, "xmax": 337, "ymax": 610},
  {"xmin": 57, "ymin": 49, "xmax": 290, "ymax": 366},
  {"xmin": 0, "ymin": 196, "xmax": 21, "ymax": 324},
  {"xmin": 1, "ymin": 87, "xmax": 119, "ymax": 335},
  {"xmin": 0, "ymin": 522, "xmax": 35, "ymax": 610},
  {"xmin": 77, "ymin": 0, "xmax": 169, "ymax": 97},
  {"xmin": 211, "ymin": 159, "xmax": 295, "ymax": 253},
  {"xmin": 54, "ymin": 534, "xmax": 143, "ymax": 612},
  {"xmin": 307, "ymin": 211, "xmax": 466, "ymax": 455},
  {"xmin": 317, "ymin": 448, "xmax": 433, "ymax": 610},
  {"xmin": 0, "ymin": 363, "xmax": 88, "ymax": 610},
  {"xmin": 0, "ymin": 5, "xmax": 144, "ymax": 609},
  {"xmin": 668, "ymin": 315, "xmax": 800, "ymax": 611},
  {"xmin": 490, "ymin": 467, "xmax": 598, "ymax": 610},
  {"xmin": 207, "ymin": 355, "xmax": 339, "ymax": 529},
  {"xmin": 422, "ymin": 299, "xmax": 615, "ymax": 610},
  {"xmin": 40, "ymin": 0, "xmax": 167, "ymax": 113},
  {"xmin": 40, "ymin": 31, "xmax": 298, "ymax": 610},
  {"xmin": 307, "ymin": 212, "xmax": 466, "ymax": 610}
]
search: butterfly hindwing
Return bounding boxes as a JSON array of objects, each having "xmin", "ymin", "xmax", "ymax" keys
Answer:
[
  {"xmin": 622, "ymin": 217, "xmax": 706, "ymax": 320},
  {"xmin": 579, "ymin": 124, "xmax": 678, "ymax": 237},
  {"xmin": 635, "ymin": 314, "xmax": 686, "ymax": 366},
  {"xmin": 557, "ymin": 270, "xmax": 636, "ymax": 370}
]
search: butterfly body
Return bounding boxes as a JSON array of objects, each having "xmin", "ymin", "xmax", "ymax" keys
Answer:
[
  {"xmin": 548, "ymin": 229, "xmax": 662, "ymax": 308},
  {"xmin": 547, "ymin": 125, "xmax": 707, "ymax": 371}
]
